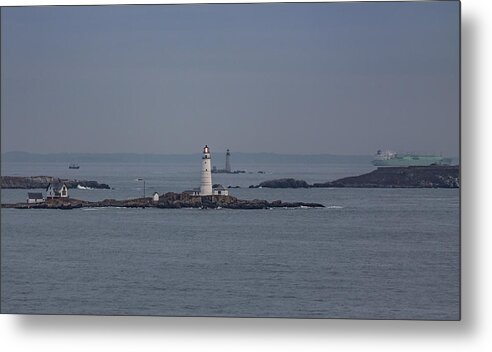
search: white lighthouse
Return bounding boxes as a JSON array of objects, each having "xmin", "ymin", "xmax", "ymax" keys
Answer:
[
  {"xmin": 225, "ymin": 149, "xmax": 231, "ymax": 172},
  {"xmin": 200, "ymin": 145, "xmax": 213, "ymax": 196}
]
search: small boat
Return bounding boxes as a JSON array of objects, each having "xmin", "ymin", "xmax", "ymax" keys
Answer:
[{"xmin": 69, "ymin": 163, "xmax": 80, "ymax": 169}]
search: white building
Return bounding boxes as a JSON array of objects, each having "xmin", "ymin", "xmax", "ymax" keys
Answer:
[
  {"xmin": 46, "ymin": 181, "xmax": 69, "ymax": 199},
  {"xmin": 153, "ymin": 192, "xmax": 160, "ymax": 202},
  {"xmin": 27, "ymin": 192, "xmax": 44, "ymax": 204},
  {"xmin": 212, "ymin": 184, "xmax": 228, "ymax": 196},
  {"xmin": 200, "ymin": 145, "xmax": 213, "ymax": 196}
]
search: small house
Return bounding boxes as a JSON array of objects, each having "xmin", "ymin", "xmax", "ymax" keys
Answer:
[
  {"xmin": 46, "ymin": 181, "xmax": 69, "ymax": 199},
  {"xmin": 153, "ymin": 192, "xmax": 159, "ymax": 202},
  {"xmin": 184, "ymin": 188, "xmax": 200, "ymax": 196},
  {"xmin": 27, "ymin": 192, "xmax": 44, "ymax": 204},
  {"xmin": 212, "ymin": 184, "xmax": 228, "ymax": 196}
]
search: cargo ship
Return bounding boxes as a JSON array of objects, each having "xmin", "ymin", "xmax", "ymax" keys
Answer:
[{"xmin": 372, "ymin": 150, "xmax": 452, "ymax": 167}]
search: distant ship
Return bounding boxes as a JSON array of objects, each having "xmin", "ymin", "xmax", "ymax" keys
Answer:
[
  {"xmin": 68, "ymin": 163, "xmax": 80, "ymax": 169},
  {"xmin": 372, "ymin": 150, "xmax": 452, "ymax": 167}
]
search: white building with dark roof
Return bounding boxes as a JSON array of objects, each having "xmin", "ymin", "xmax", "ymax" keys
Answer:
[
  {"xmin": 152, "ymin": 192, "xmax": 160, "ymax": 202},
  {"xmin": 46, "ymin": 181, "xmax": 69, "ymax": 199},
  {"xmin": 212, "ymin": 184, "xmax": 228, "ymax": 196},
  {"xmin": 27, "ymin": 192, "xmax": 44, "ymax": 204}
]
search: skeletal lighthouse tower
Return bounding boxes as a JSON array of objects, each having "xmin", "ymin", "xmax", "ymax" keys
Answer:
[{"xmin": 200, "ymin": 145, "xmax": 213, "ymax": 196}]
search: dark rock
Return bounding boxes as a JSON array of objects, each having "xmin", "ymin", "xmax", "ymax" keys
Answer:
[
  {"xmin": 250, "ymin": 166, "xmax": 460, "ymax": 189},
  {"xmin": 1, "ymin": 176, "xmax": 110, "ymax": 189},
  {"xmin": 252, "ymin": 178, "xmax": 310, "ymax": 189},
  {"xmin": 312, "ymin": 165, "xmax": 460, "ymax": 188}
]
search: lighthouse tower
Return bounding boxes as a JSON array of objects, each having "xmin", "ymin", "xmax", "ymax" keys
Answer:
[
  {"xmin": 225, "ymin": 149, "xmax": 231, "ymax": 172},
  {"xmin": 200, "ymin": 145, "xmax": 213, "ymax": 196}
]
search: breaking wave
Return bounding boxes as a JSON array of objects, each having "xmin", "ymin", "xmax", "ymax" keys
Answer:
[{"xmin": 77, "ymin": 185, "xmax": 94, "ymax": 190}]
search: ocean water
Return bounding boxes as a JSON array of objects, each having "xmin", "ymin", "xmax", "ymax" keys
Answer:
[{"xmin": 0, "ymin": 161, "xmax": 459, "ymax": 319}]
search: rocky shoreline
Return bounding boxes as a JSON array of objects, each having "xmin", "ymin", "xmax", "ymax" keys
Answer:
[
  {"xmin": 1, "ymin": 176, "xmax": 110, "ymax": 189},
  {"xmin": 249, "ymin": 165, "xmax": 459, "ymax": 189},
  {"xmin": 1, "ymin": 192, "xmax": 324, "ymax": 210}
]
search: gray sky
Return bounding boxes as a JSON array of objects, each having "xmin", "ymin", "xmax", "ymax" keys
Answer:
[{"xmin": 1, "ymin": 2, "xmax": 459, "ymax": 155}]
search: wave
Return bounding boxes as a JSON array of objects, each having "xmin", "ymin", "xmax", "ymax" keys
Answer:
[
  {"xmin": 77, "ymin": 185, "xmax": 94, "ymax": 190},
  {"xmin": 326, "ymin": 205, "xmax": 344, "ymax": 209}
]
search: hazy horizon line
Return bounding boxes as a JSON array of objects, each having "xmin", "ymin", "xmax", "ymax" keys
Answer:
[
  {"xmin": 0, "ymin": 150, "xmax": 460, "ymax": 165},
  {"xmin": 2, "ymin": 150, "xmax": 460, "ymax": 157},
  {"xmin": 2, "ymin": 150, "xmax": 376, "ymax": 157}
]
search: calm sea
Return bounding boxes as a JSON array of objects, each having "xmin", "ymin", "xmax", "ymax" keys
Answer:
[{"xmin": 1, "ymin": 161, "xmax": 459, "ymax": 319}]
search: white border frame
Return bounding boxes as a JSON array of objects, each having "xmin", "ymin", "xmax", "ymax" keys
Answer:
[{"xmin": 2, "ymin": 0, "xmax": 490, "ymax": 351}]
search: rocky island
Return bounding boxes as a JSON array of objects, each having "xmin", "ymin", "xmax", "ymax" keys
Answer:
[
  {"xmin": 1, "ymin": 176, "xmax": 110, "ymax": 189},
  {"xmin": 249, "ymin": 165, "xmax": 459, "ymax": 189},
  {"xmin": 250, "ymin": 178, "xmax": 310, "ymax": 189},
  {"xmin": 1, "ymin": 192, "xmax": 324, "ymax": 210}
]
